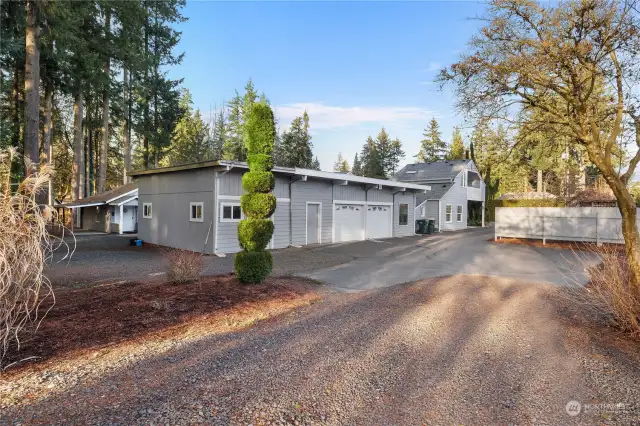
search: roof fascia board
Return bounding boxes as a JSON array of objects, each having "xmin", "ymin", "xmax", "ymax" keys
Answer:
[{"xmin": 106, "ymin": 189, "xmax": 138, "ymax": 204}]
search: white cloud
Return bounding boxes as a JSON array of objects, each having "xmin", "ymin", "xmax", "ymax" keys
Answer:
[
  {"xmin": 423, "ymin": 62, "xmax": 443, "ymax": 73},
  {"xmin": 274, "ymin": 102, "xmax": 434, "ymax": 131}
]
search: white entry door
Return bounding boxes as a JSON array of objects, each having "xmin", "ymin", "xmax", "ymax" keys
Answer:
[
  {"xmin": 334, "ymin": 204, "xmax": 365, "ymax": 242},
  {"xmin": 366, "ymin": 204, "xmax": 392, "ymax": 239}
]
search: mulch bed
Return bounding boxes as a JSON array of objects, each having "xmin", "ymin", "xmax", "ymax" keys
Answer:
[
  {"xmin": 3, "ymin": 275, "xmax": 320, "ymax": 372},
  {"xmin": 490, "ymin": 237, "xmax": 625, "ymax": 252}
]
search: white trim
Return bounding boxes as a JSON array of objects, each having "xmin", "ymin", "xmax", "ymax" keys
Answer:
[
  {"xmin": 445, "ymin": 204, "xmax": 453, "ymax": 223},
  {"xmin": 420, "ymin": 204, "xmax": 426, "ymax": 218},
  {"xmin": 217, "ymin": 194, "xmax": 290, "ymax": 203},
  {"xmin": 333, "ymin": 199, "xmax": 393, "ymax": 206},
  {"xmin": 456, "ymin": 204, "xmax": 463, "ymax": 222},
  {"xmin": 438, "ymin": 199, "xmax": 442, "ymax": 231},
  {"xmin": 143, "ymin": 203, "xmax": 152, "ymax": 219},
  {"xmin": 114, "ymin": 196, "xmax": 138, "ymax": 206},
  {"xmin": 219, "ymin": 201, "xmax": 243, "ymax": 222},
  {"xmin": 398, "ymin": 203, "xmax": 409, "ymax": 226},
  {"xmin": 305, "ymin": 201, "xmax": 322, "ymax": 245},
  {"xmin": 106, "ymin": 188, "xmax": 138, "ymax": 204},
  {"xmin": 119, "ymin": 204, "xmax": 124, "ymax": 235},
  {"xmin": 190, "ymin": 202, "xmax": 204, "ymax": 222},
  {"xmin": 69, "ymin": 202, "xmax": 105, "ymax": 209},
  {"xmin": 331, "ymin": 202, "xmax": 336, "ymax": 243}
]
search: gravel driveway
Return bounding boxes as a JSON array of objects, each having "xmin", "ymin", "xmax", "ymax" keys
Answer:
[{"xmin": 4, "ymin": 275, "xmax": 639, "ymax": 425}]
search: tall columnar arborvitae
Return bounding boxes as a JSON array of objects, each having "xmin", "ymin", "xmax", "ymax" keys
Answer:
[{"xmin": 235, "ymin": 102, "xmax": 276, "ymax": 284}]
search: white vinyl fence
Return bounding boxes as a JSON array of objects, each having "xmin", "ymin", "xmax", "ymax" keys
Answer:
[{"xmin": 495, "ymin": 207, "xmax": 640, "ymax": 245}]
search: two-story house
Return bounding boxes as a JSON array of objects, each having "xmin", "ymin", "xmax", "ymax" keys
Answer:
[{"xmin": 394, "ymin": 159, "xmax": 486, "ymax": 231}]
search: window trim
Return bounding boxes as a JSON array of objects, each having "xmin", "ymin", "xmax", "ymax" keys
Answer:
[
  {"xmin": 142, "ymin": 203, "xmax": 152, "ymax": 219},
  {"xmin": 456, "ymin": 204, "xmax": 463, "ymax": 222},
  {"xmin": 461, "ymin": 171, "xmax": 467, "ymax": 187},
  {"xmin": 398, "ymin": 203, "xmax": 409, "ymax": 226},
  {"xmin": 420, "ymin": 204, "xmax": 426, "ymax": 218},
  {"xmin": 445, "ymin": 204, "xmax": 453, "ymax": 223},
  {"xmin": 220, "ymin": 202, "xmax": 243, "ymax": 223},
  {"xmin": 190, "ymin": 202, "xmax": 204, "ymax": 223}
]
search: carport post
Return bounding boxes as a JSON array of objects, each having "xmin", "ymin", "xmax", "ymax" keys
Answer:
[{"xmin": 119, "ymin": 204, "xmax": 124, "ymax": 235}]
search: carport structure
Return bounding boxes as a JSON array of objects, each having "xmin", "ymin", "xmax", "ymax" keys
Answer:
[{"xmin": 60, "ymin": 183, "xmax": 138, "ymax": 234}]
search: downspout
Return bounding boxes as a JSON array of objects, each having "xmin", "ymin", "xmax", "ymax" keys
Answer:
[{"xmin": 289, "ymin": 176, "xmax": 293, "ymax": 246}]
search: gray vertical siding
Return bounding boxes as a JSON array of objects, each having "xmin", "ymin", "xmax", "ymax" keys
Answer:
[
  {"xmin": 393, "ymin": 192, "xmax": 416, "ymax": 237},
  {"xmin": 367, "ymin": 188, "xmax": 394, "ymax": 203},
  {"xmin": 218, "ymin": 169, "xmax": 290, "ymax": 199},
  {"xmin": 333, "ymin": 184, "xmax": 366, "ymax": 201},
  {"xmin": 137, "ymin": 169, "xmax": 215, "ymax": 253},
  {"xmin": 440, "ymin": 172, "xmax": 468, "ymax": 231},
  {"xmin": 291, "ymin": 178, "xmax": 333, "ymax": 245},
  {"xmin": 272, "ymin": 201, "xmax": 291, "ymax": 248}
]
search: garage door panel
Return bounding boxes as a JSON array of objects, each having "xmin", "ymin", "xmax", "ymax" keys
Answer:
[
  {"xmin": 334, "ymin": 204, "xmax": 365, "ymax": 242},
  {"xmin": 366, "ymin": 205, "xmax": 392, "ymax": 239}
]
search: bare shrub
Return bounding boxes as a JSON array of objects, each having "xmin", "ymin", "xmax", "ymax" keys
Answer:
[
  {"xmin": 166, "ymin": 249, "xmax": 203, "ymax": 284},
  {"xmin": 0, "ymin": 148, "xmax": 71, "ymax": 367},
  {"xmin": 564, "ymin": 244, "xmax": 640, "ymax": 338}
]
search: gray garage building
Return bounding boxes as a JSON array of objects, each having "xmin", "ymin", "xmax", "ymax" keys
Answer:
[{"xmin": 130, "ymin": 161, "xmax": 431, "ymax": 254}]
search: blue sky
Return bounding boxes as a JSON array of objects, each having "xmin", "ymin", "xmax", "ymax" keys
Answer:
[{"xmin": 168, "ymin": 1, "xmax": 487, "ymax": 171}]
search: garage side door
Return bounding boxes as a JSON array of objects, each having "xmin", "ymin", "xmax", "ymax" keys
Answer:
[
  {"xmin": 366, "ymin": 205, "xmax": 392, "ymax": 239},
  {"xmin": 334, "ymin": 204, "xmax": 365, "ymax": 242}
]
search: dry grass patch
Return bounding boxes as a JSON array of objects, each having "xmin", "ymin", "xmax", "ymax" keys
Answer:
[{"xmin": 165, "ymin": 248, "xmax": 204, "ymax": 283}]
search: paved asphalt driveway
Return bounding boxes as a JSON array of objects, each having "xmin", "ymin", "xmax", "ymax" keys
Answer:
[{"xmin": 300, "ymin": 227, "xmax": 595, "ymax": 291}]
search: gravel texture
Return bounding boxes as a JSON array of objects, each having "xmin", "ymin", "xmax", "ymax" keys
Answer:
[
  {"xmin": 2, "ymin": 275, "xmax": 639, "ymax": 425},
  {"xmin": 46, "ymin": 233, "xmax": 353, "ymax": 288}
]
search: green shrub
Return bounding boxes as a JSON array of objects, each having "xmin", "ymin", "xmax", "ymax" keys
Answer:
[
  {"xmin": 487, "ymin": 198, "xmax": 564, "ymax": 221},
  {"xmin": 238, "ymin": 218, "xmax": 274, "ymax": 251},
  {"xmin": 234, "ymin": 250, "xmax": 273, "ymax": 284},
  {"xmin": 247, "ymin": 154, "xmax": 274, "ymax": 172},
  {"xmin": 244, "ymin": 103, "xmax": 275, "ymax": 156},
  {"xmin": 242, "ymin": 171, "xmax": 275, "ymax": 194},
  {"xmin": 241, "ymin": 193, "xmax": 276, "ymax": 219}
]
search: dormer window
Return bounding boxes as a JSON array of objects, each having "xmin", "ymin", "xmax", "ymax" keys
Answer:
[{"xmin": 406, "ymin": 170, "xmax": 417, "ymax": 174}]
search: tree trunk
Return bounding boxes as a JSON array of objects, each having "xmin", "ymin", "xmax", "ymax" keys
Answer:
[
  {"xmin": 24, "ymin": 0, "xmax": 40, "ymax": 177},
  {"xmin": 606, "ymin": 175, "xmax": 640, "ymax": 287},
  {"xmin": 123, "ymin": 67, "xmax": 131, "ymax": 184},
  {"xmin": 143, "ymin": 0, "xmax": 150, "ymax": 169},
  {"xmin": 12, "ymin": 64, "xmax": 21, "ymax": 153},
  {"xmin": 43, "ymin": 80, "xmax": 53, "ymax": 204},
  {"xmin": 98, "ymin": 8, "xmax": 110, "ymax": 193},
  {"xmin": 71, "ymin": 91, "xmax": 84, "ymax": 201},
  {"xmin": 86, "ymin": 100, "xmax": 92, "ymax": 196}
]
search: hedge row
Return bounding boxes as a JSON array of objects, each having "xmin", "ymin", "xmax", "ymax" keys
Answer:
[{"xmin": 487, "ymin": 198, "xmax": 565, "ymax": 222}]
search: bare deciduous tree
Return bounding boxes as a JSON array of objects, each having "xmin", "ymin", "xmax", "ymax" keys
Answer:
[{"xmin": 441, "ymin": 0, "xmax": 640, "ymax": 286}]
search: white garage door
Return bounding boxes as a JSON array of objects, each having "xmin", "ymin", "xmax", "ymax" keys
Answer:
[
  {"xmin": 334, "ymin": 204, "xmax": 365, "ymax": 242},
  {"xmin": 366, "ymin": 205, "xmax": 392, "ymax": 239}
]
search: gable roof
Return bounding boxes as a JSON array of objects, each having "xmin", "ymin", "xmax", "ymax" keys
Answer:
[
  {"xmin": 394, "ymin": 160, "xmax": 471, "ymax": 182},
  {"xmin": 62, "ymin": 183, "xmax": 138, "ymax": 208}
]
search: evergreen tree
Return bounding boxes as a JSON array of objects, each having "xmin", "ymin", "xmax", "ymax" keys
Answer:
[
  {"xmin": 161, "ymin": 90, "xmax": 209, "ymax": 167},
  {"xmin": 375, "ymin": 127, "xmax": 405, "ymax": 177},
  {"xmin": 210, "ymin": 109, "xmax": 225, "ymax": 159},
  {"xmin": 416, "ymin": 118, "xmax": 446, "ymax": 162},
  {"xmin": 279, "ymin": 111, "xmax": 314, "ymax": 168},
  {"xmin": 447, "ymin": 127, "xmax": 465, "ymax": 160},
  {"xmin": 221, "ymin": 80, "xmax": 263, "ymax": 161},
  {"xmin": 333, "ymin": 153, "xmax": 350, "ymax": 173},
  {"xmin": 311, "ymin": 156, "xmax": 320, "ymax": 171},
  {"xmin": 360, "ymin": 136, "xmax": 385, "ymax": 178},
  {"xmin": 352, "ymin": 153, "xmax": 362, "ymax": 176}
]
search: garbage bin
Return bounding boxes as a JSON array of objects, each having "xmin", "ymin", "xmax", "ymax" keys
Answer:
[
  {"xmin": 427, "ymin": 219, "xmax": 436, "ymax": 234},
  {"xmin": 415, "ymin": 219, "xmax": 428, "ymax": 234}
]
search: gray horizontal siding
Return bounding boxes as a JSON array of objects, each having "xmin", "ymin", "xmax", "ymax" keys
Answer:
[
  {"xmin": 441, "ymin": 172, "xmax": 467, "ymax": 231},
  {"xmin": 416, "ymin": 199, "xmax": 440, "ymax": 230},
  {"xmin": 216, "ymin": 199, "xmax": 290, "ymax": 253},
  {"xmin": 393, "ymin": 193, "xmax": 415, "ymax": 237},
  {"xmin": 291, "ymin": 178, "xmax": 333, "ymax": 245}
]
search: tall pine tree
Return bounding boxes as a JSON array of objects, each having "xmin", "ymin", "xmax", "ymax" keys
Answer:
[
  {"xmin": 416, "ymin": 118, "xmax": 446, "ymax": 162},
  {"xmin": 447, "ymin": 126, "xmax": 465, "ymax": 160}
]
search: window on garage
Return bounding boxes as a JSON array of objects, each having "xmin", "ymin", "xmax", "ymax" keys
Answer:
[
  {"xmin": 456, "ymin": 205, "xmax": 463, "ymax": 222},
  {"xmin": 190, "ymin": 202, "xmax": 204, "ymax": 222},
  {"xmin": 445, "ymin": 204, "xmax": 452, "ymax": 223},
  {"xmin": 143, "ymin": 203, "xmax": 152, "ymax": 219},
  {"xmin": 220, "ymin": 202, "xmax": 242, "ymax": 222},
  {"xmin": 399, "ymin": 203, "xmax": 408, "ymax": 225},
  {"xmin": 420, "ymin": 204, "xmax": 425, "ymax": 218}
]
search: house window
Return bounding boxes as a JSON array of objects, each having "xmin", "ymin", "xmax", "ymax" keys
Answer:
[
  {"xmin": 445, "ymin": 204, "xmax": 452, "ymax": 223},
  {"xmin": 420, "ymin": 205, "xmax": 426, "ymax": 218},
  {"xmin": 110, "ymin": 206, "xmax": 117, "ymax": 223},
  {"xmin": 461, "ymin": 171, "xmax": 467, "ymax": 187},
  {"xmin": 220, "ymin": 202, "xmax": 242, "ymax": 222},
  {"xmin": 399, "ymin": 203, "xmax": 408, "ymax": 226},
  {"xmin": 143, "ymin": 203, "xmax": 152, "ymax": 219},
  {"xmin": 456, "ymin": 205, "xmax": 463, "ymax": 222},
  {"xmin": 190, "ymin": 202, "xmax": 204, "ymax": 222}
]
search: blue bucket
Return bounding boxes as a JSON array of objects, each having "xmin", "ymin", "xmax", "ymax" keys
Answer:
[{"xmin": 135, "ymin": 239, "xmax": 143, "ymax": 247}]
